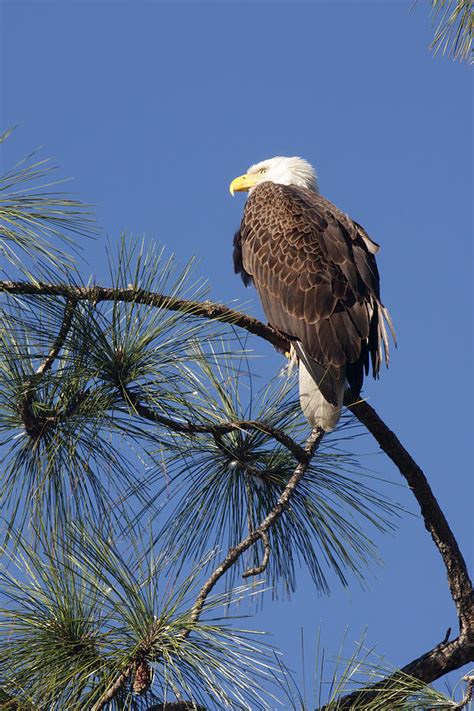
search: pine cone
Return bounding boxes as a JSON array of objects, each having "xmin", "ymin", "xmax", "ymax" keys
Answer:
[{"xmin": 133, "ymin": 659, "xmax": 152, "ymax": 695}]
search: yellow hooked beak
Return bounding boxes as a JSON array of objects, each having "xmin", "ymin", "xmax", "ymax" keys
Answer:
[{"xmin": 229, "ymin": 173, "xmax": 259, "ymax": 196}]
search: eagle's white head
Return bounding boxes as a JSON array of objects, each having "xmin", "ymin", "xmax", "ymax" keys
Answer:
[{"xmin": 230, "ymin": 156, "xmax": 318, "ymax": 195}]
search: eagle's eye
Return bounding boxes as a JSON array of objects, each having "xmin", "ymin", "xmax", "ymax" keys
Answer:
[{"xmin": 259, "ymin": 167, "xmax": 268, "ymax": 175}]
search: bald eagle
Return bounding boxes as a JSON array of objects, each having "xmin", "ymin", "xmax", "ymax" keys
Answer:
[{"xmin": 230, "ymin": 156, "xmax": 395, "ymax": 432}]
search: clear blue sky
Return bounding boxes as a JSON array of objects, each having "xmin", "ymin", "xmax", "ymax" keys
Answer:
[{"xmin": 1, "ymin": 0, "xmax": 472, "ymax": 703}]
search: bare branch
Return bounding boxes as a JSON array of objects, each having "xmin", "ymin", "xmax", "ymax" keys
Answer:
[{"xmin": 324, "ymin": 396, "xmax": 474, "ymax": 708}]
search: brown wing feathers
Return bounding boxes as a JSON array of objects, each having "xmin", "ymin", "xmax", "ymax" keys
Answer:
[{"xmin": 233, "ymin": 182, "xmax": 392, "ymax": 398}]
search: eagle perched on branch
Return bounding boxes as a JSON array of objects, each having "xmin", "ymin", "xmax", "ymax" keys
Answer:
[{"xmin": 230, "ymin": 156, "xmax": 395, "ymax": 432}]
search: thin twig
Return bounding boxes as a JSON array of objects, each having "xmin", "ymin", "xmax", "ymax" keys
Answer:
[
  {"xmin": 20, "ymin": 298, "xmax": 76, "ymax": 437},
  {"xmin": 20, "ymin": 298, "xmax": 77, "ymax": 438},
  {"xmin": 441, "ymin": 627, "xmax": 452, "ymax": 644},
  {"xmin": 242, "ymin": 531, "xmax": 271, "ymax": 578},
  {"xmin": 188, "ymin": 427, "xmax": 324, "ymax": 625},
  {"xmin": 35, "ymin": 297, "xmax": 77, "ymax": 374}
]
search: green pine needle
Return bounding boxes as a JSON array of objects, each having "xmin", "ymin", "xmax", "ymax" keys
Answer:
[
  {"xmin": 429, "ymin": 0, "xmax": 473, "ymax": 62},
  {"xmin": 0, "ymin": 133, "xmax": 97, "ymax": 278},
  {"xmin": 0, "ymin": 525, "xmax": 282, "ymax": 710}
]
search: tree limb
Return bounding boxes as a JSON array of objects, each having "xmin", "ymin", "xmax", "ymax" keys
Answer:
[
  {"xmin": 344, "ymin": 396, "xmax": 473, "ymax": 638},
  {"xmin": 0, "ymin": 280, "xmax": 289, "ymax": 352},
  {"xmin": 323, "ymin": 392, "xmax": 474, "ymax": 708},
  {"xmin": 120, "ymin": 383, "xmax": 307, "ymax": 462}
]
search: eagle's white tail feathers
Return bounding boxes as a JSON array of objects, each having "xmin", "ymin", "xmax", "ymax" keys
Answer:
[
  {"xmin": 370, "ymin": 299, "xmax": 396, "ymax": 370},
  {"xmin": 382, "ymin": 304, "xmax": 396, "ymax": 347},
  {"xmin": 298, "ymin": 360, "xmax": 345, "ymax": 432},
  {"xmin": 377, "ymin": 302, "xmax": 396, "ymax": 369}
]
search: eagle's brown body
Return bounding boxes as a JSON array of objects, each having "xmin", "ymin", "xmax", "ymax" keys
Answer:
[{"xmin": 233, "ymin": 182, "xmax": 394, "ymax": 418}]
